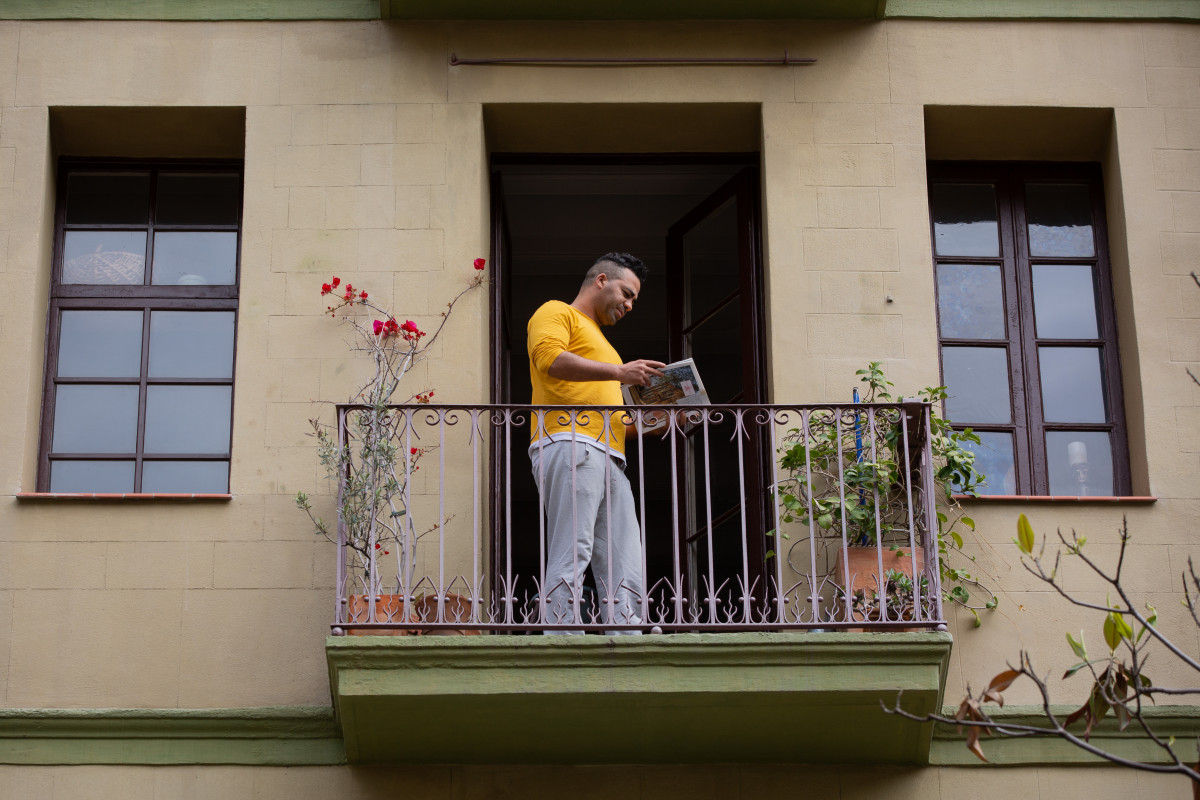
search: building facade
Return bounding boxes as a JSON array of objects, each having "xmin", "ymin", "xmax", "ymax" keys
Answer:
[{"xmin": 0, "ymin": 1, "xmax": 1197, "ymax": 797}]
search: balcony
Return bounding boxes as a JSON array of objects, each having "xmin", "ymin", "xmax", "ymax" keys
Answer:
[{"xmin": 322, "ymin": 402, "xmax": 952, "ymax": 763}]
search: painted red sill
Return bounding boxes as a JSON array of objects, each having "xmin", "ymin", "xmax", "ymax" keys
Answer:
[
  {"xmin": 952, "ymin": 494, "xmax": 1156, "ymax": 503},
  {"xmin": 16, "ymin": 492, "xmax": 232, "ymax": 501}
]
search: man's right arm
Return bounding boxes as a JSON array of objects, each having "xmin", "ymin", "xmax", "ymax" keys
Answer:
[{"xmin": 548, "ymin": 351, "xmax": 665, "ymax": 387}]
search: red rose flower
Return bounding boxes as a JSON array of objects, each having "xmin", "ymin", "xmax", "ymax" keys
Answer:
[
  {"xmin": 331, "ymin": 277, "xmax": 341, "ymax": 288},
  {"xmin": 474, "ymin": 258, "xmax": 486, "ymax": 270},
  {"xmin": 373, "ymin": 320, "xmax": 384, "ymax": 335},
  {"xmin": 321, "ymin": 283, "xmax": 332, "ymax": 295}
]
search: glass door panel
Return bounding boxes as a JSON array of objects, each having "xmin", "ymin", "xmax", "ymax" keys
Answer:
[{"xmin": 667, "ymin": 169, "xmax": 766, "ymax": 620}]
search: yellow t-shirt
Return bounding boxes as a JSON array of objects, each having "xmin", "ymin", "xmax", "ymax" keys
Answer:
[{"xmin": 527, "ymin": 300, "xmax": 626, "ymax": 456}]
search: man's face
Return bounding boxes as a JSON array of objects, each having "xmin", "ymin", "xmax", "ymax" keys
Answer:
[{"xmin": 595, "ymin": 269, "xmax": 641, "ymax": 326}]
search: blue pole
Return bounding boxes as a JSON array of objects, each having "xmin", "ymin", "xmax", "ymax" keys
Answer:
[{"xmin": 852, "ymin": 388, "xmax": 866, "ymax": 545}]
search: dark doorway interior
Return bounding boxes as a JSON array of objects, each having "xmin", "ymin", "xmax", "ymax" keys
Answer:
[{"xmin": 492, "ymin": 156, "xmax": 766, "ymax": 623}]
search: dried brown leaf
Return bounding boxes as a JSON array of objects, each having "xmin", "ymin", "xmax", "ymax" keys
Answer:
[{"xmin": 987, "ymin": 669, "xmax": 1021, "ymax": 693}]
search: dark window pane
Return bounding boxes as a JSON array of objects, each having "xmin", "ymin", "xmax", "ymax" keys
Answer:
[
  {"xmin": 156, "ymin": 173, "xmax": 241, "ymax": 226},
  {"xmin": 149, "ymin": 311, "xmax": 235, "ymax": 379},
  {"xmin": 62, "ymin": 231, "xmax": 146, "ymax": 284},
  {"xmin": 686, "ymin": 300, "xmax": 741, "ymax": 403},
  {"xmin": 142, "ymin": 461, "xmax": 229, "ymax": 493},
  {"xmin": 65, "ymin": 172, "xmax": 149, "ymax": 224},
  {"xmin": 52, "ymin": 385, "xmax": 139, "ymax": 453},
  {"xmin": 50, "ymin": 460, "xmax": 135, "ymax": 493},
  {"xmin": 1039, "ymin": 347, "xmax": 1106, "ymax": 423},
  {"xmin": 1026, "ymin": 183, "xmax": 1094, "ymax": 257},
  {"xmin": 1033, "ymin": 264, "xmax": 1099, "ymax": 339},
  {"xmin": 151, "ymin": 232, "xmax": 237, "ymax": 286},
  {"xmin": 683, "ymin": 197, "xmax": 740, "ymax": 323},
  {"xmin": 1046, "ymin": 431, "xmax": 1113, "ymax": 496},
  {"xmin": 955, "ymin": 432, "xmax": 1016, "ymax": 496},
  {"xmin": 58, "ymin": 310, "xmax": 143, "ymax": 378},
  {"xmin": 144, "ymin": 386, "xmax": 231, "ymax": 454},
  {"xmin": 937, "ymin": 263, "xmax": 1005, "ymax": 339},
  {"xmin": 930, "ymin": 183, "xmax": 999, "ymax": 257},
  {"xmin": 942, "ymin": 347, "xmax": 1011, "ymax": 424}
]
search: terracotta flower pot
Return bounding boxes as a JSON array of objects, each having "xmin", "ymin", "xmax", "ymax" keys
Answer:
[
  {"xmin": 345, "ymin": 594, "xmax": 420, "ymax": 636},
  {"xmin": 833, "ymin": 546, "xmax": 927, "ymax": 629},
  {"xmin": 414, "ymin": 592, "xmax": 483, "ymax": 636}
]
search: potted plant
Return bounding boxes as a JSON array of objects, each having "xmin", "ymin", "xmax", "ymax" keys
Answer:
[
  {"xmin": 772, "ymin": 362, "xmax": 996, "ymax": 626},
  {"xmin": 296, "ymin": 259, "xmax": 487, "ymax": 635},
  {"xmin": 833, "ymin": 568, "xmax": 930, "ymax": 631}
]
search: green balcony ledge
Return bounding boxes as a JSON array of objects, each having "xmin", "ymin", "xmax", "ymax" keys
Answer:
[
  {"xmin": 2, "ymin": 0, "xmax": 1195, "ymax": 21},
  {"xmin": 326, "ymin": 631, "xmax": 953, "ymax": 765},
  {"xmin": 930, "ymin": 704, "xmax": 1200, "ymax": 766},
  {"xmin": 0, "ymin": 0, "xmax": 381, "ymax": 20},
  {"xmin": 0, "ymin": 707, "xmax": 346, "ymax": 766}
]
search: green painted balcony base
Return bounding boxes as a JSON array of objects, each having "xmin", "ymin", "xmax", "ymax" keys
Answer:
[
  {"xmin": 326, "ymin": 631, "xmax": 952, "ymax": 765},
  {"xmin": 931, "ymin": 705, "xmax": 1200, "ymax": 766}
]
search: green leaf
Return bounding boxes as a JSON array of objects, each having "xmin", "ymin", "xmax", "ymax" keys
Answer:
[
  {"xmin": 1067, "ymin": 631, "xmax": 1087, "ymax": 660},
  {"xmin": 817, "ymin": 513, "xmax": 833, "ymax": 530},
  {"xmin": 1103, "ymin": 612, "xmax": 1123, "ymax": 651},
  {"xmin": 1114, "ymin": 612, "xmax": 1133, "ymax": 641},
  {"xmin": 1063, "ymin": 661, "xmax": 1090, "ymax": 679},
  {"xmin": 1017, "ymin": 514, "xmax": 1035, "ymax": 554},
  {"xmin": 961, "ymin": 516, "xmax": 976, "ymax": 531},
  {"xmin": 950, "ymin": 531, "xmax": 964, "ymax": 549}
]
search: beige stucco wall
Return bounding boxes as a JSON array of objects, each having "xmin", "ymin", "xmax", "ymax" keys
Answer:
[{"xmin": 0, "ymin": 16, "xmax": 1196, "ymax": 753}]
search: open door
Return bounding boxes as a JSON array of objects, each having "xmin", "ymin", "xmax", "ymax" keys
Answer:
[
  {"xmin": 491, "ymin": 157, "xmax": 767, "ymax": 627},
  {"xmin": 666, "ymin": 168, "xmax": 770, "ymax": 618}
]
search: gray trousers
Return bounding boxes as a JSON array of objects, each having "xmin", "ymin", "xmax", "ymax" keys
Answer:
[{"xmin": 530, "ymin": 440, "xmax": 644, "ymax": 634}]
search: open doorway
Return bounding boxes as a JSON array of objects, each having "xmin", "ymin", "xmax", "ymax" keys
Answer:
[{"xmin": 491, "ymin": 155, "xmax": 769, "ymax": 625}]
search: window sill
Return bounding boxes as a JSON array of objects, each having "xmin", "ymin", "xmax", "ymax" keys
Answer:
[
  {"xmin": 15, "ymin": 492, "xmax": 233, "ymax": 501},
  {"xmin": 952, "ymin": 494, "xmax": 1156, "ymax": 504}
]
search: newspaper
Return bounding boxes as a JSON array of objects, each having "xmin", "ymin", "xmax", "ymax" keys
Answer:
[{"xmin": 621, "ymin": 358, "xmax": 710, "ymax": 434}]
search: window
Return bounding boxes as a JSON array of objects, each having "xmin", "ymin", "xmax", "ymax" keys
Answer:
[
  {"xmin": 38, "ymin": 160, "xmax": 242, "ymax": 493},
  {"xmin": 928, "ymin": 162, "xmax": 1128, "ymax": 496}
]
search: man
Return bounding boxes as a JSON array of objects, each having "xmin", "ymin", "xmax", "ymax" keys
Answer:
[{"xmin": 527, "ymin": 252, "xmax": 665, "ymax": 634}]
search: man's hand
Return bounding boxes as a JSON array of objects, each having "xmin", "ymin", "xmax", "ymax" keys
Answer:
[{"xmin": 615, "ymin": 359, "xmax": 666, "ymax": 388}]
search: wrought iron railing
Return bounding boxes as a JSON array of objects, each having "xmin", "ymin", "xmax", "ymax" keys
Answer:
[{"xmin": 328, "ymin": 402, "xmax": 944, "ymax": 635}]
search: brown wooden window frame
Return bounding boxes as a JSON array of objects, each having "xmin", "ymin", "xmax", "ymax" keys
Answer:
[
  {"xmin": 37, "ymin": 158, "xmax": 243, "ymax": 493},
  {"xmin": 928, "ymin": 161, "xmax": 1130, "ymax": 497}
]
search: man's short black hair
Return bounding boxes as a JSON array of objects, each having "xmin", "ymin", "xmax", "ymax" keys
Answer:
[{"xmin": 584, "ymin": 252, "xmax": 649, "ymax": 288}]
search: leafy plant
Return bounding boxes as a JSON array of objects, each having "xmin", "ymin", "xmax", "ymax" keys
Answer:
[
  {"xmin": 888, "ymin": 515, "xmax": 1198, "ymax": 786},
  {"xmin": 772, "ymin": 362, "xmax": 998, "ymax": 623},
  {"xmin": 296, "ymin": 261, "xmax": 486, "ymax": 598}
]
